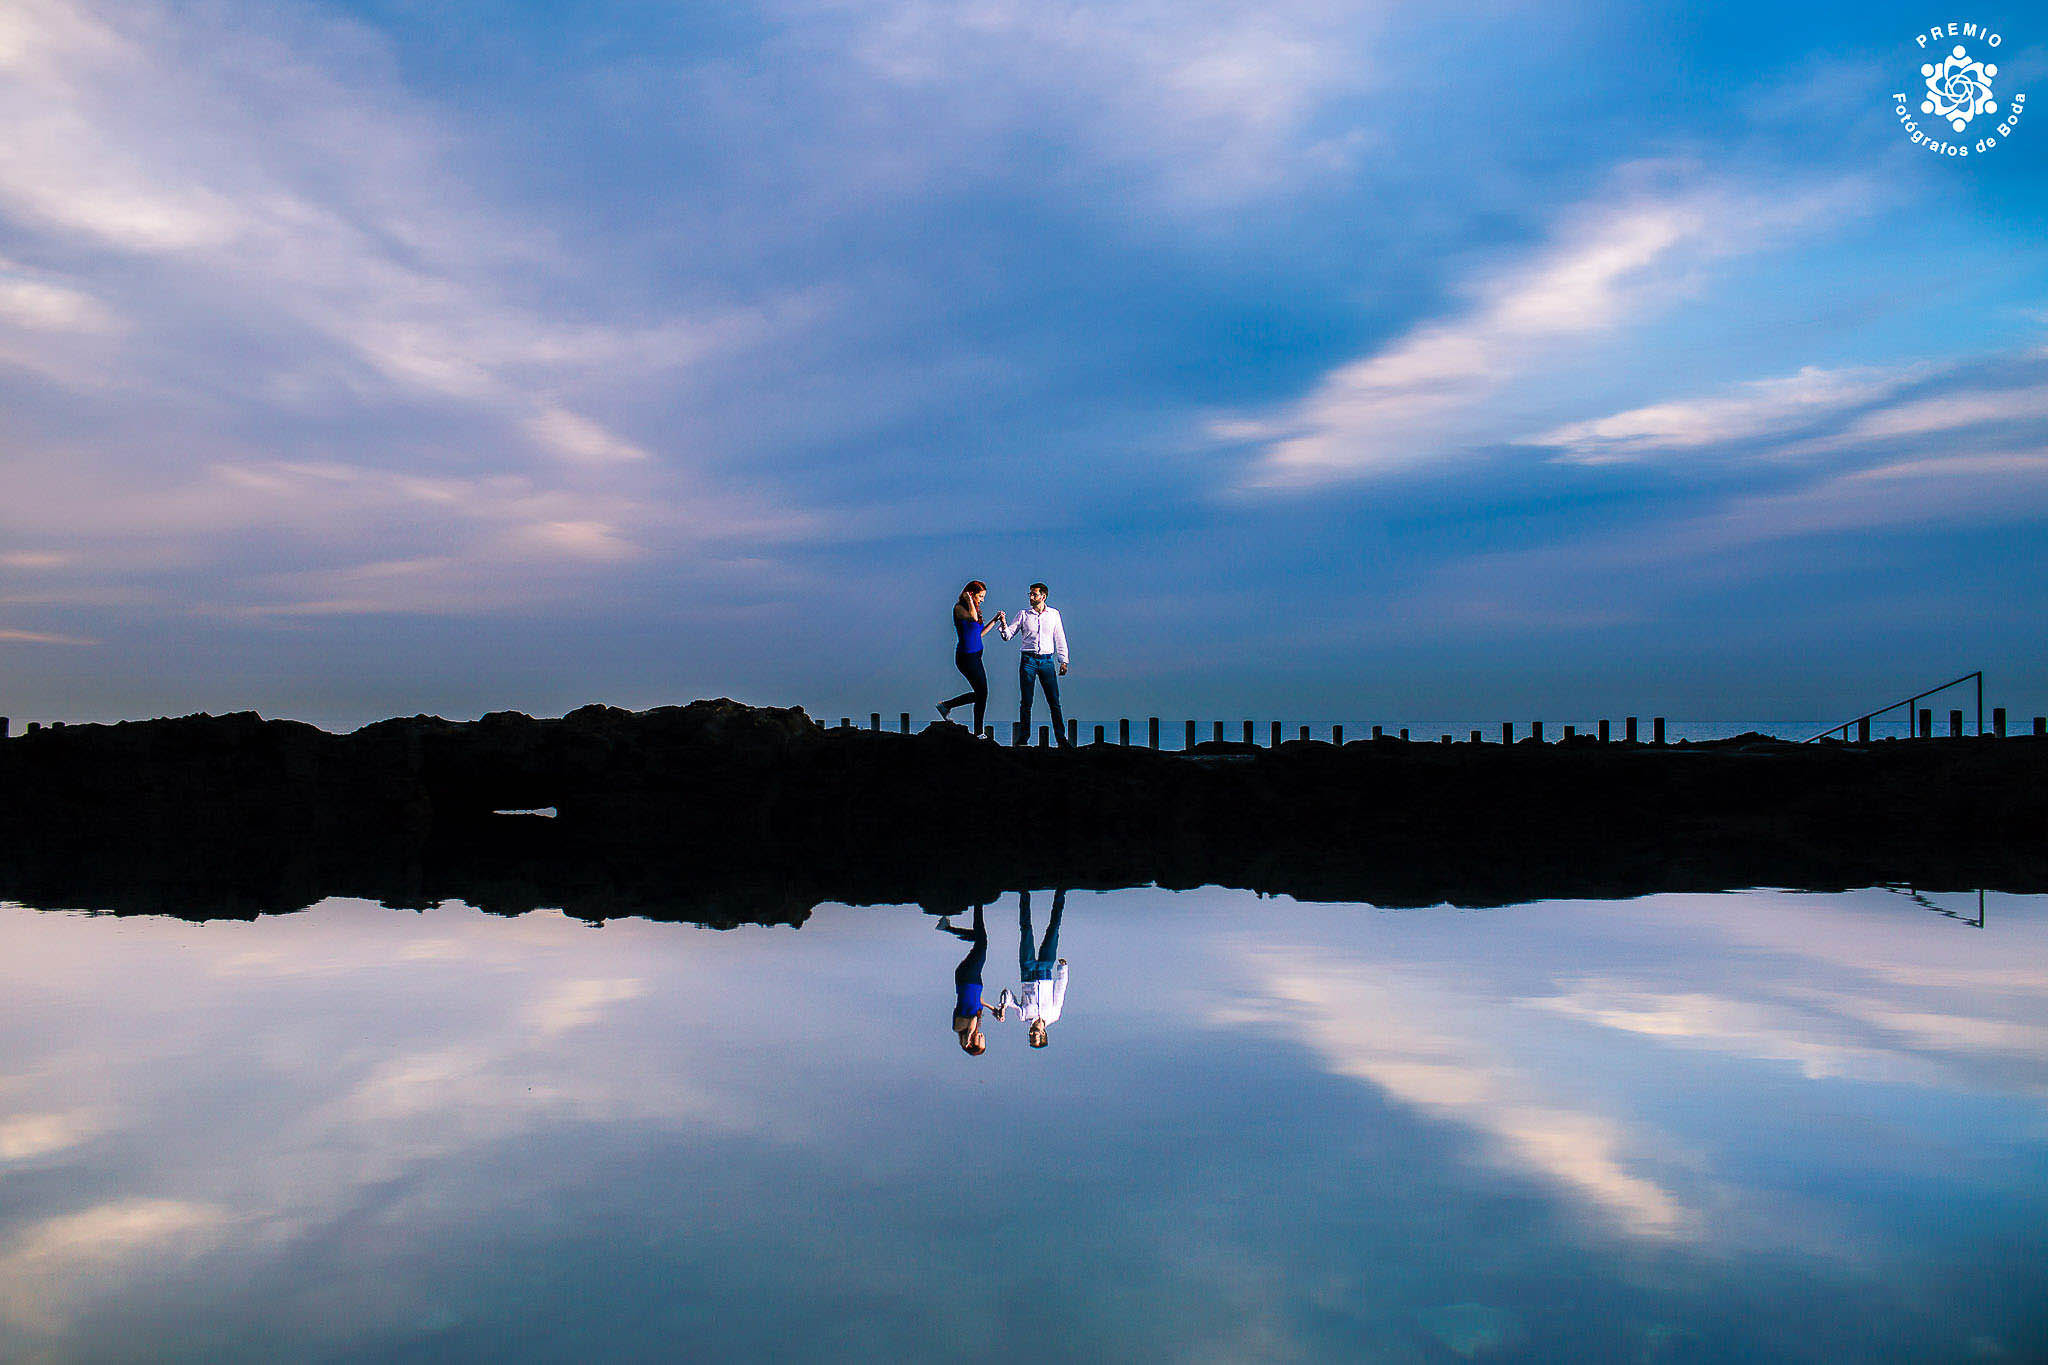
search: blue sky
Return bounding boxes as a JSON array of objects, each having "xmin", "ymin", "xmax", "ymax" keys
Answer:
[{"xmin": 1, "ymin": 0, "xmax": 2043, "ymax": 729}]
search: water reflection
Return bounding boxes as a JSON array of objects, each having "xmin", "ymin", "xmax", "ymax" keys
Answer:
[
  {"xmin": 940, "ymin": 905, "xmax": 990, "ymax": 1055},
  {"xmin": 997, "ymin": 888, "xmax": 1069, "ymax": 1049},
  {"xmin": 0, "ymin": 888, "xmax": 2044, "ymax": 1360}
]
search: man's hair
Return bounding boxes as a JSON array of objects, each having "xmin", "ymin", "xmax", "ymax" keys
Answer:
[
  {"xmin": 1030, "ymin": 582, "xmax": 1048, "ymax": 597},
  {"xmin": 1029, "ymin": 1022, "xmax": 1049, "ymax": 1048}
]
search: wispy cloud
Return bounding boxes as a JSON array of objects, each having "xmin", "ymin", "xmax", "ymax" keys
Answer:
[
  {"xmin": 0, "ymin": 627, "xmax": 95, "ymax": 645},
  {"xmin": 1219, "ymin": 171, "xmax": 1865, "ymax": 489}
]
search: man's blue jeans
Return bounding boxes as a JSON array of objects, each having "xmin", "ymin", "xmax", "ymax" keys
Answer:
[{"xmin": 1018, "ymin": 653, "xmax": 1069, "ymax": 745}]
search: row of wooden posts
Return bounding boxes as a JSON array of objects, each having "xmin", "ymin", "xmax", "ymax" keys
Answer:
[{"xmin": 836, "ymin": 711, "xmax": 2048, "ymax": 747}]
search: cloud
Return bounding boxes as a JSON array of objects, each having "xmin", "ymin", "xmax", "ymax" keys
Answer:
[
  {"xmin": 1523, "ymin": 365, "xmax": 1918, "ymax": 465},
  {"xmin": 0, "ymin": 1198, "xmax": 229, "ymax": 1335},
  {"xmin": 1219, "ymin": 172, "xmax": 1863, "ymax": 489},
  {"xmin": 0, "ymin": 627, "xmax": 95, "ymax": 645}
]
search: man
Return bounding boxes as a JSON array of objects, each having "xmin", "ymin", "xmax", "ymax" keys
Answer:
[
  {"xmin": 995, "ymin": 888, "xmax": 1067, "ymax": 1048},
  {"xmin": 999, "ymin": 581, "xmax": 1071, "ymax": 748}
]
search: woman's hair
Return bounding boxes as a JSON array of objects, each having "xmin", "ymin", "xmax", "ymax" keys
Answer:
[{"xmin": 957, "ymin": 580, "xmax": 987, "ymax": 619}]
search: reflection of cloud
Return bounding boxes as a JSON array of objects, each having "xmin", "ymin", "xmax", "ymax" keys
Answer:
[
  {"xmin": 0, "ymin": 1111, "xmax": 94, "ymax": 1161},
  {"xmin": 527, "ymin": 977, "xmax": 649, "ymax": 1037},
  {"xmin": 1226, "ymin": 954, "xmax": 1691, "ymax": 1237},
  {"xmin": 0, "ymin": 1198, "xmax": 228, "ymax": 1334}
]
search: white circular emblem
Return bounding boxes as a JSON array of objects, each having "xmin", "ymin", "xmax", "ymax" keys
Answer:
[{"xmin": 1893, "ymin": 23, "xmax": 2026, "ymax": 157}]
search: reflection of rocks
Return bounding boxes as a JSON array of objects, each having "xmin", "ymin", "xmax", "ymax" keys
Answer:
[{"xmin": 1, "ymin": 700, "xmax": 2043, "ymax": 924}]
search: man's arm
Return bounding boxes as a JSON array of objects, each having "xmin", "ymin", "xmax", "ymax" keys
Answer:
[
  {"xmin": 1052, "ymin": 611, "xmax": 1069, "ymax": 667},
  {"xmin": 998, "ymin": 608, "xmax": 1024, "ymax": 641}
]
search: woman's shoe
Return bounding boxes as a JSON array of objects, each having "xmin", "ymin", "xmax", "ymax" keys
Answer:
[{"xmin": 936, "ymin": 703, "xmax": 951, "ymax": 722}]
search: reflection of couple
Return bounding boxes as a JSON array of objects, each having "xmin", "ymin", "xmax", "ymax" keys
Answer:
[
  {"xmin": 944, "ymin": 889, "xmax": 1068, "ymax": 1055},
  {"xmin": 936, "ymin": 581, "xmax": 1072, "ymax": 746}
]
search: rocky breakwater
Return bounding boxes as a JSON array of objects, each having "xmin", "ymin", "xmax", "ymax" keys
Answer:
[{"xmin": 0, "ymin": 699, "xmax": 2043, "ymax": 920}]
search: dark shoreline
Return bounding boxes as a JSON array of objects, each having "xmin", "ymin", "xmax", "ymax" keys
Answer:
[{"xmin": 2, "ymin": 699, "xmax": 2043, "ymax": 925}]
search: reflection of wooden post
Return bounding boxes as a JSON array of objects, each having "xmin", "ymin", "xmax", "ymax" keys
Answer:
[
  {"xmin": 1502, "ymin": 722, "xmax": 1513, "ymax": 743},
  {"xmin": 1858, "ymin": 717, "xmax": 1871, "ymax": 742},
  {"xmin": 1598, "ymin": 719, "xmax": 1609, "ymax": 742},
  {"xmin": 1625, "ymin": 716, "xmax": 1638, "ymax": 742},
  {"xmin": 1149, "ymin": 717, "xmax": 1159, "ymax": 749},
  {"xmin": 1270, "ymin": 721, "xmax": 1281, "ymax": 747},
  {"xmin": 1185, "ymin": 720, "xmax": 1196, "ymax": 750},
  {"xmin": 899, "ymin": 712, "xmax": 909, "ymax": 733},
  {"xmin": 1068, "ymin": 720, "xmax": 1077, "ymax": 747},
  {"xmin": 1653, "ymin": 717, "xmax": 1666, "ymax": 745},
  {"xmin": 1949, "ymin": 709, "xmax": 1963, "ymax": 738},
  {"xmin": 1332, "ymin": 725, "xmax": 1343, "ymax": 745},
  {"xmin": 1119, "ymin": 719, "xmax": 1130, "ymax": 745},
  {"xmin": 1993, "ymin": 708, "xmax": 2006, "ymax": 737},
  {"xmin": 1094, "ymin": 724, "xmax": 1104, "ymax": 744},
  {"xmin": 1918, "ymin": 708, "xmax": 1931, "ymax": 738}
]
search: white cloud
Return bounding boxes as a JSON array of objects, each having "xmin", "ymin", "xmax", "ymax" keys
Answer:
[
  {"xmin": 1523, "ymin": 365, "xmax": 1916, "ymax": 464},
  {"xmin": 1221, "ymin": 174, "xmax": 1862, "ymax": 488}
]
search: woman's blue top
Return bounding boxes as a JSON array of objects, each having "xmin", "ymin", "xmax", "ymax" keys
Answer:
[{"xmin": 955, "ymin": 612, "xmax": 983, "ymax": 655}]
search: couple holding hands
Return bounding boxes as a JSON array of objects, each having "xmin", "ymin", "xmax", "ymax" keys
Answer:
[
  {"xmin": 937, "ymin": 580, "xmax": 1072, "ymax": 746},
  {"xmin": 943, "ymin": 890, "xmax": 1068, "ymax": 1056}
]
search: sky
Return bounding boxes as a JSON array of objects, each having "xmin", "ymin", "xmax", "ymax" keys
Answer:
[{"xmin": 1, "ymin": 0, "xmax": 2044, "ymax": 730}]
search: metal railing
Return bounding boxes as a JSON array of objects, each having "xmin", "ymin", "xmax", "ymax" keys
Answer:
[{"xmin": 1806, "ymin": 671, "xmax": 1981, "ymax": 743}]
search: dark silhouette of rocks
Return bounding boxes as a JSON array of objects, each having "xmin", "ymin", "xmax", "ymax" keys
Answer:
[{"xmin": 1, "ymin": 699, "xmax": 2042, "ymax": 926}]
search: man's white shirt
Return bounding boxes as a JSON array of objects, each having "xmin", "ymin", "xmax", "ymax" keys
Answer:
[
  {"xmin": 1000, "ymin": 605, "xmax": 1069, "ymax": 665},
  {"xmin": 999, "ymin": 962, "xmax": 1068, "ymax": 1024}
]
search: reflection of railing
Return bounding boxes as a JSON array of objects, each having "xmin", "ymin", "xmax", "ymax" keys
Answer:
[
  {"xmin": 1806, "ymin": 671, "xmax": 1982, "ymax": 743},
  {"xmin": 1879, "ymin": 883, "xmax": 1985, "ymax": 928}
]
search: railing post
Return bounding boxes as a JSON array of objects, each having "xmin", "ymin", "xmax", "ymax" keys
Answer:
[
  {"xmin": 1502, "ymin": 722, "xmax": 1514, "ymax": 743},
  {"xmin": 1858, "ymin": 717, "xmax": 1870, "ymax": 742},
  {"xmin": 1185, "ymin": 719, "xmax": 1196, "ymax": 750},
  {"xmin": 899, "ymin": 712, "xmax": 909, "ymax": 733},
  {"xmin": 0, "ymin": 717, "xmax": 8, "ymax": 740},
  {"xmin": 1532, "ymin": 721, "xmax": 1544, "ymax": 742},
  {"xmin": 1564, "ymin": 725, "xmax": 1575, "ymax": 740},
  {"xmin": 840, "ymin": 717, "xmax": 850, "ymax": 729},
  {"xmin": 1598, "ymin": 719, "xmax": 1609, "ymax": 742},
  {"xmin": 2035, "ymin": 716, "xmax": 2045, "ymax": 736},
  {"xmin": 1094, "ymin": 724, "xmax": 1104, "ymax": 744},
  {"xmin": 1949, "ymin": 709, "xmax": 1962, "ymax": 738},
  {"xmin": 1625, "ymin": 716, "xmax": 1638, "ymax": 743},
  {"xmin": 1213, "ymin": 721, "xmax": 1224, "ymax": 743},
  {"xmin": 1270, "ymin": 720, "xmax": 1281, "ymax": 747},
  {"xmin": 1373, "ymin": 725, "xmax": 1383, "ymax": 739},
  {"xmin": 1653, "ymin": 717, "xmax": 1666, "ymax": 745},
  {"xmin": 1470, "ymin": 729, "xmax": 1481, "ymax": 743},
  {"xmin": 870, "ymin": 713, "xmax": 880, "ymax": 731},
  {"xmin": 1992, "ymin": 707, "xmax": 2006, "ymax": 737},
  {"xmin": 1399, "ymin": 729, "xmax": 1409, "ymax": 740},
  {"xmin": 1148, "ymin": 717, "xmax": 1159, "ymax": 749},
  {"xmin": 1119, "ymin": 719, "xmax": 1130, "ymax": 745},
  {"xmin": 1300, "ymin": 725, "xmax": 1310, "ymax": 742},
  {"xmin": 1332, "ymin": 725, "xmax": 1343, "ymax": 745},
  {"xmin": 1241, "ymin": 720, "xmax": 1253, "ymax": 744},
  {"xmin": 1918, "ymin": 707, "xmax": 1931, "ymax": 738}
]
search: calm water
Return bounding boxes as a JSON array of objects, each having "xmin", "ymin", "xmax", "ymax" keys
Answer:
[{"xmin": 1, "ymin": 887, "xmax": 2043, "ymax": 1362}]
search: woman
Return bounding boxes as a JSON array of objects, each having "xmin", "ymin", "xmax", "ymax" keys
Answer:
[
  {"xmin": 936, "ymin": 580, "xmax": 1003, "ymax": 734},
  {"xmin": 939, "ymin": 904, "xmax": 991, "ymax": 1056}
]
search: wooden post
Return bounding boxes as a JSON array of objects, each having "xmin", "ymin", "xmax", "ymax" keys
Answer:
[
  {"xmin": 840, "ymin": 717, "xmax": 850, "ymax": 729},
  {"xmin": 1242, "ymin": 720, "xmax": 1253, "ymax": 744},
  {"xmin": 1185, "ymin": 719, "xmax": 1196, "ymax": 750},
  {"xmin": 1399, "ymin": 729, "xmax": 1408, "ymax": 740},
  {"xmin": 1532, "ymin": 721, "xmax": 1544, "ymax": 742},
  {"xmin": 0, "ymin": 717, "xmax": 8, "ymax": 739},
  {"xmin": 1598, "ymin": 719, "xmax": 1609, "ymax": 742},
  {"xmin": 26, "ymin": 721, "xmax": 40, "ymax": 732},
  {"xmin": 1039, "ymin": 725, "xmax": 1049, "ymax": 747},
  {"xmin": 1299, "ymin": 725, "xmax": 1309, "ymax": 742},
  {"xmin": 1120, "ymin": 719, "xmax": 1131, "ymax": 745},
  {"xmin": 1625, "ymin": 716, "xmax": 1638, "ymax": 742},
  {"xmin": 1332, "ymin": 725, "xmax": 1343, "ymax": 745},
  {"xmin": 899, "ymin": 712, "xmax": 909, "ymax": 733},
  {"xmin": 1213, "ymin": 721, "xmax": 1224, "ymax": 743},
  {"xmin": 1372, "ymin": 725, "xmax": 1383, "ymax": 739},
  {"xmin": 1094, "ymin": 724, "xmax": 1104, "ymax": 744},
  {"xmin": 1653, "ymin": 717, "xmax": 1666, "ymax": 745},
  {"xmin": 1148, "ymin": 717, "xmax": 1160, "ymax": 749},
  {"xmin": 1440, "ymin": 735, "xmax": 1450, "ymax": 744},
  {"xmin": 1502, "ymin": 722, "xmax": 1514, "ymax": 743},
  {"xmin": 1918, "ymin": 707, "xmax": 1931, "ymax": 738},
  {"xmin": 1270, "ymin": 720, "xmax": 1281, "ymax": 747},
  {"xmin": 1993, "ymin": 707, "xmax": 2006, "ymax": 737},
  {"xmin": 870, "ymin": 713, "xmax": 880, "ymax": 731},
  {"xmin": 1949, "ymin": 709, "xmax": 1963, "ymax": 738},
  {"xmin": 1013, "ymin": 722, "xmax": 1025, "ymax": 746},
  {"xmin": 1470, "ymin": 729, "xmax": 1481, "ymax": 743},
  {"xmin": 984, "ymin": 727, "xmax": 994, "ymax": 741},
  {"xmin": 1068, "ymin": 719, "xmax": 1078, "ymax": 747},
  {"xmin": 1563, "ymin": 725, "xmax": 1575, "ymax": 740},
  {"xmin": 1858, "ymin": 717, "xmax": 1870, "ymax": 742},
  {"xmin": 2035, "ymin": 716, "xmax": 2045, "ymax": 736}
]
